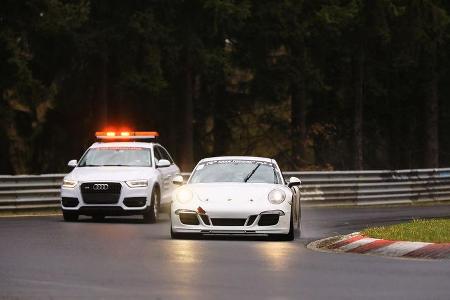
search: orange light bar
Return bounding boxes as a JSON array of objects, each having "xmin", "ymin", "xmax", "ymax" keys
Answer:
[
  {"xmin": 95, "ymin": 131, "xmax": 159, "ymax": 139},
  {"xmin": 134, "ymin": 131, "xmax": 159, "ymax": 137}
]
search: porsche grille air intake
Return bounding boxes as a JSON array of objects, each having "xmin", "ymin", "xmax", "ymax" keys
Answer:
[
  {"xmin": 211, "ymin": 218, "xmax": 246, "ymax": 226},
  {"xmin": 246, "ymin": 215, "xmax": 257, "ymax": 226},
  {"xmin": 179, "ymin": 213, "xmax": 200, "ymax": 225},
  {"xmin": 258, "ymin": 214, "xmax": 280, "ymax": 226}
]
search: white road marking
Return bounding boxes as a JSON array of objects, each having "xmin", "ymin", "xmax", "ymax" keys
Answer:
[
  {"xmin": 369, "ymin": 241, "xmax": 432, "ymax": 256},
  {"xmin": 338, "ymin": 238, "xmax": 379, "ymax": 251}
]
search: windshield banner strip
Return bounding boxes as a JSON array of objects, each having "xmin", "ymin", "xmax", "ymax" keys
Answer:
[
  {"xmin": 203, "ymin": 160, "xmax": 273, "ymax": 166},
  {"xmin": 97, "ymin": 147, "xmax": 145, "ymax": 150}
]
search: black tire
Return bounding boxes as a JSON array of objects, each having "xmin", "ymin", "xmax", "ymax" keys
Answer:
[
  {"xmin": 63, "ymin": 211, "xmax": 79, "ymax": 222},
  {"xmin": 170, "ymin": 226, "xmax": 182, "ymax": 239},
  {"xmin": 170, "ymin": 225, "xmax": 197, "ymax": 239},
  {"xmin": 143, "ymin": 187, "xmax": 160, "ymax": 224},
  {"xmin": 296, "ymin": 201, "xmax": 302, "ymax": 238},
  {"xmin": 92, "ymin": 215, "xmax": 105, "ymax": 222},
  {"xmin": 270, "ymin": 213, "xmax": 294, "ymax": 241}
]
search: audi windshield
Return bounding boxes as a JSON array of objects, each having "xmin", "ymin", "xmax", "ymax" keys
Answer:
[
  {"xmin": 78, "ymin": 147, "xmax": 152, "ymax": 167},
  {"xmin": 189, "ymin": 160, "xmax": 281, "ymax": 184}
]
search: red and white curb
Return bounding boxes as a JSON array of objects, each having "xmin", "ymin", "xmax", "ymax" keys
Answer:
[{"xmin": 307, "ymin": 232, "xmax": 450, "ymax": 259}]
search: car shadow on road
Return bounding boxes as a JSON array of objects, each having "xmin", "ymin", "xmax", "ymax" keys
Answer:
[
  {"xmin": 56, "ymin": 213, "xmax": 175, "ymax": 224},
  {"xmin": 162, "ymin": 232, "xmax": 301, "ymax": 242},
  {"xmin": 57, "ymin": 216, "xmax": 155, "ymax": 225}
]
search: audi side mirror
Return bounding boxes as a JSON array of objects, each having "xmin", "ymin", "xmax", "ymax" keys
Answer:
[
  {"xmin": 172, "ymin": 175, "xmax": 184, "ymax": 185},
  {"xmin": 156, "ymin": 159, "xmax": 171, "ymax": 168},
  {"xmin": 288, "ymin": 176, "xmax": 301, "ymax": 188},
  {"xmin": 67, "ymin": 160, "xmax": 78, "ymax": 168}
]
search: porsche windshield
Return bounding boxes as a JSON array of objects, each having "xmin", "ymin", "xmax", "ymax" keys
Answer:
[
  {"xmin": 189, "ymin": 160, "xmax": 281, "ymax": 184},
  {"xmin": 78, "ymin": 147, "xmax": 152, "ymax": 167}
]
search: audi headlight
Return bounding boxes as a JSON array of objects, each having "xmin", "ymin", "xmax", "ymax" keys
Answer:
[
  {"xmin": 176, "ymin": 189, "xmax": 193, "ymax": 204},
  {"xmin": 62, "ymin": 179, "xmax": 78, "ymax": 189},
  {"xmin": 268, "ymin": 189, "xmax": 286, "ymax": 204},
  {"xmin": 126, "ymin": 179, "xmax": 148, "ymax": 188}
]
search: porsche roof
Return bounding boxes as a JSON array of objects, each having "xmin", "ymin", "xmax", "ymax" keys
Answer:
[{"xmin": 199, "ymin": 156, "xmax": 274, "ymax": 163}]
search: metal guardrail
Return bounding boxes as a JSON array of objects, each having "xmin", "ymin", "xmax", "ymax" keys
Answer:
[
  {"xmin": 1, "ymin": 168, "xmax": 450, "ymax": 212},
  {"xmin": 284, "ymin": 168, "xmax": 450, "ymax": 207}
]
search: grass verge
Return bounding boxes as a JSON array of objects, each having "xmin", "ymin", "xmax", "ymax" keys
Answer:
[{"xmin": 362, "ymin": 218, "xmax": 450, "ymax": 243}]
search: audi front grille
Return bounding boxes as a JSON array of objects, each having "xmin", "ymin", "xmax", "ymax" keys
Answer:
[{"xmin": 80, "ymin": 182, "xmax": 122, "ymax": 204}]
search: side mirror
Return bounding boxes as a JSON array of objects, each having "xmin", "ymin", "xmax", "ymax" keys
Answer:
[
  {"xmin": 172, "ymin": 175, "xmax": 184, "ymax": 185},
  {"xmin": 67, "ymin": 160, "xmax": 78, "ymax": 168},
  {"xmin": 288, "ymin": 176, "xmax": 301, "ymax": 188},
  {"xmin": 156, "ymin": 159, "xmax": 171, "ymax": 168}
]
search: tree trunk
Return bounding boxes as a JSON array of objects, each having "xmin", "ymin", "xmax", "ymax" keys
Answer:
[
  {"xmin": 98, "ymin": 57, "xmax": 108, "ymax": 128},
  {"xmin": 424, "ymin": 41, "xmax": 439, "ymax": 168},
  {"xmin": 1, "ymin": 90, "xmax": 33, "ymax": 174},
  {"xmin": 168, "ymin": 97, "xmax": 178, "ymax": 160},
  {"xmin": 5, "ymin": 122, "xmax": 30, "ymax": 174},
  {"xmin": 179, "ymin": 52, "xmax": 194, "ymax": 171},
  {"xmin": 291, "ymin": 83, "xmax": 307, "ymax": 168},
  {"xmin": 291, "ymin": 44, "xmax": 307, "ymax": 169},
  {"xmin": 352, "ymin": 48, "xmax": 365, "ymax": 170},
  {"xmin": 192, "ymin": 75, "xmax": 205, "ymax": 162},
  {"xmin": 212, "ymin": 90, "xmax": 230, "ymax": 156},
  {"xmin": 388, "ymin": 65, "xmax": 401, "ymax": 169}
]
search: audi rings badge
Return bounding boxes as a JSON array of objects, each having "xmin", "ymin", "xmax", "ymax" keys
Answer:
[{"xmin": 93, "ymin": 183, "xmax": 109, "ymax": 190}]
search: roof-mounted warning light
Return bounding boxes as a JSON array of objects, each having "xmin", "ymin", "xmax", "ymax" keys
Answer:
[{"xmin": 95, "ymin": 131, "xmax": 159, "ymax": 140}]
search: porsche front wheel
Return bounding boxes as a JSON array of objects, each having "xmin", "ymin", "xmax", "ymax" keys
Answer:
[{"xmin": 271, "ymin": 213, "xmax": 294, "ymax": 241}]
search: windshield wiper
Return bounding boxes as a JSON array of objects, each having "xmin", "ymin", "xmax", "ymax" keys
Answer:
[{"xmin": 243, "ymin": 164, "xmax": 261, "ymax": 182}]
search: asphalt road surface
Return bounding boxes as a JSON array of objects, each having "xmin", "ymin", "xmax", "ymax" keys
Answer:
[{"xmin": 1, "ymin": 205, "xmax": 450, "ymax": 300}]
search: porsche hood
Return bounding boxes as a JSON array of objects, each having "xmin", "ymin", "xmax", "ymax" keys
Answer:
[{"xmin": 186, "ymin": 182, "xmax": 289, "ymax": 202}]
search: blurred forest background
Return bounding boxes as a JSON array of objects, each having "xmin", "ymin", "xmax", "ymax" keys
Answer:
[{"xmin": 1, "ymin": 0, "xmax": 450, "ymax": 174}]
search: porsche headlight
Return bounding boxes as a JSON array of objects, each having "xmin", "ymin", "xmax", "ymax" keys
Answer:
[
  {"xmin": 176, "ymin": 189, "xmax": 193, "ymax": 204},
  {"xmin": 62, "ymin": 179, "xmax": 78, "ymax": 189},
  {"xmin": 268, "ymin": 189, "xmax": 286, "ymax": 204},
  {"xmin": 125, "ymin": 179, "xmax": 148, "ymax": 188}
]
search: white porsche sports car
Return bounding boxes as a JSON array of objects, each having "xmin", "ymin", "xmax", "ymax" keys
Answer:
[{"xmin": 170, "ymin": 156, "xmax": 301, "ymax": 240}]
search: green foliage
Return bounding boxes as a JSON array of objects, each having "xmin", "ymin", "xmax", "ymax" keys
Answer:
[
  {"xmin": 0, "ymin": 0, "xmax": 90, "ymax": 173},
  {"xmin": 1, "ymin": 0, "xmax": 450, "ymax": 173}
]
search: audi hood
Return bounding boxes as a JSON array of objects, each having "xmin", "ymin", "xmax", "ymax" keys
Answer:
[{"xmin": 66, "ymin": 167, "xmax": 153, "ymax": 182}]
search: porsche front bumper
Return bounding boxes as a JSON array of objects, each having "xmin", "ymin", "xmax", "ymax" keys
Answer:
[{"xmin": 170, "ymin": 207, "xmax": 291, "ymax": 235}]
